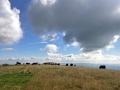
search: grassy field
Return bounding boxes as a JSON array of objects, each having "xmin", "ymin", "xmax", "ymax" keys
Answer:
[{"xmin": 0, "ymin": 65, "xmax": 120, "ymax": 90}]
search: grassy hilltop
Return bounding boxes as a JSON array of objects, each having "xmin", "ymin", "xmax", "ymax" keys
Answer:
[{"xmin": 0, "ymin": 65, "xmax": 120, "ymax": 90}]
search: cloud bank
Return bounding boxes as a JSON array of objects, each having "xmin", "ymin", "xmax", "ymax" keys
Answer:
[
  {"xmin": 1, "ymin": 51, "xmax": 120, "ymax": 64},
  {"xmin": 27, "ymin": 0, "xmax": 120, "ymax": 52},
  {"xmin": 0, "ymin": 0, "xmax": 23, "ymax": 45}
]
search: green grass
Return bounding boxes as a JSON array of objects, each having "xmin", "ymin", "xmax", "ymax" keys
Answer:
[{"xmin": 0, "ymin": 70, "xmax": 33, "ymax": 90}]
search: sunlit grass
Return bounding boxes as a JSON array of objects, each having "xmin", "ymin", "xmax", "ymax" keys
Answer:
[{"xmin": 0, "ymin": 65, "xmax": 120, "ymax": 90}]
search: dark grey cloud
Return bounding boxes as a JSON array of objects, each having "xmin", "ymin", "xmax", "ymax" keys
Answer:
[{"xmin": 27, "ymin": 0, "xmax": 120, "ymax": 52}]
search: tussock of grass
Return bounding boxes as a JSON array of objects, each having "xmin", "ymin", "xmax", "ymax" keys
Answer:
[{"xmin": 0, "ymin": 65, "xmax": 120, "ymax": 90}]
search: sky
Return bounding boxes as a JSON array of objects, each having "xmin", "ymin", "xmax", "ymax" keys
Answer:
[{"xmin": 0, "ymin": 0, "xmax": 120, "ymax": 64}]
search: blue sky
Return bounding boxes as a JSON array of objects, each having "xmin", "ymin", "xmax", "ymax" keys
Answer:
[{"xmin": 0, "ymin": 0, "xmax": 120, "ymax": 64}]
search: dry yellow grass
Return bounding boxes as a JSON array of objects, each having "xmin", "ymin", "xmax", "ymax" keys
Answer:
[{"xmin": 0, "ymin": 65, "xmax": 120, "ymax": 90}]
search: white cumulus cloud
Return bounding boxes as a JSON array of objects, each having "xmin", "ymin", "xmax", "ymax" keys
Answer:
[
  {"xmin": 0, "ymin": 0, "xmax": 23, "ymax": 45},
  {"xmin": 71, "ymin": 41, "xmax": 79, "ymax": 47},
  {"xmin": 44, "ymin": 44, "xmax": 58, "ymax": 53}
]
